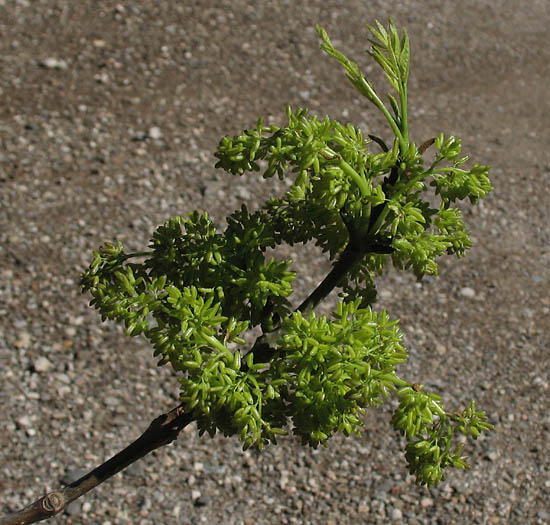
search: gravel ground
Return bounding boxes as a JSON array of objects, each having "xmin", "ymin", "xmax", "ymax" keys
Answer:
[{"xmin": 1, "ymin": 1, "xmax": 549, "ymax": 524}]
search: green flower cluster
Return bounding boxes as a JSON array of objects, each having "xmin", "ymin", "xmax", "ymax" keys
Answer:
[
  {"xmin": 215, "ymin": 110, "xmax": 490, "ymax": 282},
  {"xmin": 81, "ymin": 18, "xmax": 493, "ymax": 485},
  {"xmin": 80, "ymin": 210, "xmax": 294, "ymax": 359},
  {"xmin": 276, "ymin": 301, "xmax": 407, "ymax": 447},
  {"xmin": 178, "ymin": 300, "xmax": 410, "ymax": 450},
  {"xmin": 216, "ymin": 107, "xmax": 394, "ymax": 261},
  {"xmin": 393, "ymin": 387, "xmax": 493, "ymax": 486}
]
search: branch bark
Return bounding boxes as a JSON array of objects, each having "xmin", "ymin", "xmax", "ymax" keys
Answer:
[{"xmin": 0, "ymin": 405, "xmax": 194, "ymax": 525}]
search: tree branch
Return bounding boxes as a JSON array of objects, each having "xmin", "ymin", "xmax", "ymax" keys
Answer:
[
  {"xmin": 297, "ymin": 241, "xmax": 365, "ymax": 316},
  {"xmin": 0, "ymin": 405, "xmax": 194, "ymax": 525}
]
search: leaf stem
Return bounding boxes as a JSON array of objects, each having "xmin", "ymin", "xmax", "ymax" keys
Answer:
[
  {"xmin": 359, "ymin": 78, "xmax": 406, "ymax": 150},
  {"xmin": 399, "ymin": 82, "xmax": 409, "ymax": 146},
  {"xmin": 339, "ymin": 158, "xmax": 369, "ymax": 197}
]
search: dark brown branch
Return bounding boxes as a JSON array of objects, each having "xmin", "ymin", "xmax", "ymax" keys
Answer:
[
  {"xmin": 296, "ymin": 241, "xmax": 366, "ymax": 316},
  {"xmin": 0, "ymin": 405, "xmax": 194, "ymax": 525}
]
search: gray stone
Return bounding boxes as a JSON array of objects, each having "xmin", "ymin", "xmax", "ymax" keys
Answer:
[
  {"xmin": 40, "ymin": 58, "xmax": 68, "ymax": 70},
  {"xmin": 459, "ymin": 286, "xmax": 476, "ymax": 298},
  {"xmin": 33, "ymin": 356, "xmax": 52, "ymax": 373},
  {"xmin": 148, "ymin": 126, "xmax": 162, "ymax": 140}
]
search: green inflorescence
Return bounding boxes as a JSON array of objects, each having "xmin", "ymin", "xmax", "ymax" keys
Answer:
[{"xmin": 81, "ymin": 18, "xmax": 493, "ymax": 486}]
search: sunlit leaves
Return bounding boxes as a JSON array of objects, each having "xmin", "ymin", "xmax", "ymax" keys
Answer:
[
  {"xmin": 393, "ymin": 390, "xmax": 494, "ymax": 486},
  {"xmin": 430, "ymin": 134, "xmax": 492, "ymax": 204},
  {"xmin": 81, "ymin": 18, "xmax": 494, "ymax": 486},
  {"xmin": 317, "ymin": 19, "xmax": 411, "ymax": 151},
  {"xmin": 272, "ymin": 300, "xmax": 407, "ymax": 447}
]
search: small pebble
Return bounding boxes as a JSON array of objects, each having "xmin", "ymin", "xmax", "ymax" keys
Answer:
[
  {"xmin": 33, "ymin": 356, "xmax": 53, "ymax": 373},
  {"xmin": 236, "ymin": 186, "xmax": 251, "ymax": 200},
  {"xmin": 148, "ymin": 126, "xmax": 162, "ymax": 140},
  {"xmin": 14, "ymin": 331, "xmax": 31, "ymax": 349},
  {"xmin": 104, "ymin": 396, "xmax": 119, "ymax": 407},
  {"xmin": 64, "ymin": 500, "xmax": 82, "ymax": 516},
  {"xmin": 126, "ymin": 462, "xmax": 144, "ymax": 477},
  {"xmin": 391, "ymin": 508, "xmax": 403, "ymax": 520},
  {"xmin": 40, "ymin": 57, "xmax": 68, "ymax": 70},
  {"xmin": 421, "ymin": 497, "xmax": 434, "ymax": 507},
  {"xmin": 459, "ymin": 286, "xmax": 476, "ymax": 298},
  {"xmin": 16, "ymin": 415, "xmax": 32, "ymax": 428}
]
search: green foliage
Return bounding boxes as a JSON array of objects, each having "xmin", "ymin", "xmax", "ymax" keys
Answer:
[
  {"xmin": 277, "ymin": 301, "xmax": 408, "ymax": 447},
  {"xmin": 392, "ymin": 389, "xmax": 493, "ymax": 486},
  {"xmin": 81, "ymin": 18, "xmax": 493, "ymax": 486}
]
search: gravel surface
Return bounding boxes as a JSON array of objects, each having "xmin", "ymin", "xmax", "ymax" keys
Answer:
[{"xmin": 1, "ymin": 1, "xmax": 549, "ymax": 524}]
